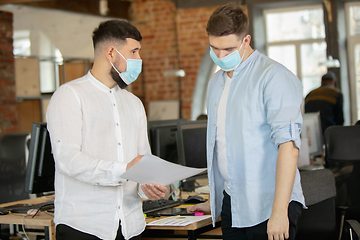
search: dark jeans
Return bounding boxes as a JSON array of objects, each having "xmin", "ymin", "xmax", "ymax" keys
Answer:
[
  {"xmin": 221, "ymin": 191, "xmax": 302, "ymax": 240},
  {"xmin": 56, "ymin": 223, "xmax": 141, "ymax": 240}
]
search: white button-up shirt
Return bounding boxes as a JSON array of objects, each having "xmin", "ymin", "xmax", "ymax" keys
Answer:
[{"xmin": 46, "ymin": 71, "xmax": 150, "ymax": 240}]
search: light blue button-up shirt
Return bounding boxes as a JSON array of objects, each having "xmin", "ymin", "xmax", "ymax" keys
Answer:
[{"xmin": 206, "ymin": 50, "xmax": 306, "ymax": 228}]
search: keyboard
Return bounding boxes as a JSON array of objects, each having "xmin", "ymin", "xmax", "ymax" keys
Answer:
[
  {"xmin": 142, "ymin": 199, "xmax": 182, "ymax": 214},
  {"xmin": 4, "ymin": 200, "xmax": 54, "ymax": 214}
]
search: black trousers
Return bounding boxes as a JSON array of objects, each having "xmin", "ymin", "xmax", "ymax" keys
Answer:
[
  {"xmin": 56, "ymin": 223, "xmax": 141, "ymax": 240},
  {"xmin": 221, "ymin": 191, "xmax": 302, "ymax": 240}
]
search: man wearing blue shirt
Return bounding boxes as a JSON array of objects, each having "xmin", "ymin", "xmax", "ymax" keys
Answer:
[{"xmin": 188, "ymin": 3, "xmax": 305, "ymax": 240}]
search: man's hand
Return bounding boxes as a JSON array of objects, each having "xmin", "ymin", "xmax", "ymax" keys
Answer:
[
  {"xmin": 267, "ymin": 211, "xmax": 289, "ymax": 240},
  {"xmin": 187, "ymin": 201, "xmax": 211, "ymax": 215},
  {"xmin": 126, "ymin": 155, "xmax": 143, "ymax": 171},
  {"xmin": 141, "ymin": 183, "xmax": 168, "ymax": 200}
]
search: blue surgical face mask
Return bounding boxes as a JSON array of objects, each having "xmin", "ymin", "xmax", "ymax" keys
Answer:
[
  {"xmin": 209, "ymin": 38, "xmax": 246, "ymax": 71},
  {"xmin": 110, "ymin": 49, "xmax": 142, "ymax": 85}
]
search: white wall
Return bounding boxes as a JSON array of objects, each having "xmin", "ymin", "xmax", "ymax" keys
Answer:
[{"xmin": 0, "ymin": 4, "xmax": 119, "ymax": 58}]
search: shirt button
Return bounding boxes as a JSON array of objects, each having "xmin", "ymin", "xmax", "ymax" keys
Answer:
[
  {"xmin": 118, "ymin": 142, "xmax": 121, "ymax": 145},
  {"xmin": 116, "ymin": 123, "xmax": 119, "ymax": 126},
  {"xmin": 291, "ymin": 118, "xmax": 295, "ymax": 122},
  {"xmin": 110, "ymin": 90, "xmax": 112, "ymax": 93},
  {"xmin": 207, "ymin": 162, "xmax": 210, "ymax": 165},
  {"xmin": 214, "ymin": 103, "xmax": 217, "ymax": 107},
  {"xmin": 213, "ymin": 124, "xmax": 216, "ymax": 127},
  {"xmin": 118, "ymin": 206, "xmax": 121, "ymax": 209},
  {"xmin": 221, "ymin": 84, "xmax": 224, "ymax": 87},
  {"xmin": 119, "ymin": 181, "xmax": 122, "ymax": 184},
  {"xmin": 113, "ymin": 103, "xmax": 116, "ymax": 106},
  {"xmin": 210, "ymin": 143, "xmax": 213, "ymax": 146}
]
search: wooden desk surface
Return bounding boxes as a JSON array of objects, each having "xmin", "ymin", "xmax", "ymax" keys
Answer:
[
  {"xmin": 0, "ymin": 194, "xmax": 215, "ymax": 240},
  {"xmin": 0, "ymin": 196, "xmax": 55, "ymax": 227}
]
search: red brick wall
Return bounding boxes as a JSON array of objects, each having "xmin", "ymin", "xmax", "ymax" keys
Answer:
[
  {"xmin": 130, "ymin": 0, "xmax": 217, "ymax": 119},
  {"xmin": 0, "ymin": 11, "xmax": 17, "ymax": 137},
  {"xmin": 176, "ymin": 6, "xmax": 217, "ymax": 119}
]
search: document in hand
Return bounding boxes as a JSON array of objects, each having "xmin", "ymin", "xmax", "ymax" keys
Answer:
[{"xmin": 120, "ymin": 154, "xmax": 207, "ymax": 186}]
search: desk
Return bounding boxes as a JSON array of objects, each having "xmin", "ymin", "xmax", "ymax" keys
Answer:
[
  {"xmin": 0, "ymin": 197, "xmax": 219, "ymax": 240},
  {"xmin": 0, "ymin": 196, "xmax": 55, "ymax": 240},
  {"xmin": 141, "ymin": 190, "xmax": 221, "ymax": 240}
]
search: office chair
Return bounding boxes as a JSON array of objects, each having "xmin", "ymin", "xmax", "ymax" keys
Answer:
[
  {"xmin": 324, "ymin": 125, "xmax": 360, "ymax": 239},
  {"xmin": 0, "ymin": 132, "xmax": 30, "ymax": 204},
  {"xmin": 295, "ymin": 169, "xmax": 337, "ymax": 240}
]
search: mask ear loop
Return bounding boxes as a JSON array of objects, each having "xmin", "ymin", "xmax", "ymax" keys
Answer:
[
  {"xmin": 114, "ymin": 48, "xmax": 127, "ymax": 61},
  {"xmin": 240, "ymin": 37, "xmax": 247, "ymax": 62},
  {"xmin": 109, "ymin": 60, "xmax": 122, "ymax": 76}
]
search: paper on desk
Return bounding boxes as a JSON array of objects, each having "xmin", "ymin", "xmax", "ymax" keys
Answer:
[
  {"xmin": 120, "ymin": 154, "xmax": 207, "ymax": 186},
  {"xmin": 147, "ymin": 215, "xmax": 212, "ymax": 226}
]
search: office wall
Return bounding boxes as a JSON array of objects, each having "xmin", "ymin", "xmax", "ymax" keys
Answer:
[
  {"xmin": 0, "ymin": 1, "xmax": 217, "ymax": 121},
  {"xmin": 130, "ymin": 0, "xmax": 217, "ymax": 119},
  {"xmin": 0, "ymin": 10, "xmax": 17, "ymax": 137}
]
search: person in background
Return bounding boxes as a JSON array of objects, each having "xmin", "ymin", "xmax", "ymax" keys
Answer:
[
  {"xmin": 47, "ymin": 20, "xmax": 168, "ymax": 240},
  {"xmin": 196, "ymin": 114, "xmax": 208, "ymax": 121},
  {"xmin": 187, "ymin": 3, "xmax": 305, "ymax": 240},
  {"xmin": 305, "ymin": 71, "xmax": 344, "ymax": 135}
]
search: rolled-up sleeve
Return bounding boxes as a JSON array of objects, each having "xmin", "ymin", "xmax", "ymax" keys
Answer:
[{"xmin": 264, "ymin": 68, "xmax": 303, "ymax": 149}]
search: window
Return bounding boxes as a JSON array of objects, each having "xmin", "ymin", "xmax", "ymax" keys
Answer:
[
  {"xmin": 346, "ymin": 2, "xmax": 360, "ymax": 121},
  {"xmin": 13, "ymin": 30, "xmax": 63, "ymax": 94},
  {"xmin": 264, "ymin": 6, "xmax": 327, "ymax": 97},
  {"xmin": 13, "ymin": 30, "xmax": 31, "ymax": 56}
]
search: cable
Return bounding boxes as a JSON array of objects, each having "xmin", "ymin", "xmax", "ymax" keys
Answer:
[
  {"xmin": 41, "ymin": 210, "xmax": 54, "ymax": 217},
  {"xmin": 21, "ymin": 215, "xmax": 30, "ymax": 240}
]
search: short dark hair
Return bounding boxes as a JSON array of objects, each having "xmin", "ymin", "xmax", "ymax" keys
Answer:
[
  {"xmin": 321, "ymin": 71, "xmax": 337, "ymax": 82},
  {"xmin": 206, "ymin": 2, "xmax": 249, "ymax": 38},
  {"xmin": 92, "ymin": 20, "xmax": 142, "ymax": 49}
]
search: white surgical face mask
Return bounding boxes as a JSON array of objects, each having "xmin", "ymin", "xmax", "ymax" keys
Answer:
[{"xmin": 110, "ymin": 49, "xmax": 142, "ymax": 85}]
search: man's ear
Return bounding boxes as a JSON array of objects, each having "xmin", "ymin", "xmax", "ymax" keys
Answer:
[
  {"xmin": 106, "ymin": 46, "xmax": 116, "ymax": 62},
  {"xmin": 243, "ymin": 34, "xmax": 251, "ymax": 47}
]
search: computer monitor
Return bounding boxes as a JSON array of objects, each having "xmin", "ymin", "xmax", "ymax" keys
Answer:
[
  {"xmin": 177, "ymin": 120, "xmax": 207, "ymax": 168},
  {"xmin": 302, "ymin": 112, "xmax": 323, "ymax": 157},
  {"xmin": 24, "ymin": 122, "xmax": 55, "ymax": 195},
  {"xmin": 147, "ymin": 119, "xmax": 187, "ymax": 165},
  {"xmin": 176, "ymin": 120, "xmax": 207, "ymax": 191}
]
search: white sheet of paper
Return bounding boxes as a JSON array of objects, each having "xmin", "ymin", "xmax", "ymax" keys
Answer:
[
  {"xmin": 120, "ymin": 154, "xmax": 207, "ymax": 186},
  {"xmin": 146, "ymin": 215, "xmax": 212, "ymax": 226}
]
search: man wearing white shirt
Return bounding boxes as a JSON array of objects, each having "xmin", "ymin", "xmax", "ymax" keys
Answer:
[{"xmin": 47, "ymin": 20, "xmax": 168, "ymax": 240}]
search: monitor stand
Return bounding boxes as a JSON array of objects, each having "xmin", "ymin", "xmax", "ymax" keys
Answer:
[{"xmin": 181, "ymin": 180, "xmax": 196, "ymax": 192}]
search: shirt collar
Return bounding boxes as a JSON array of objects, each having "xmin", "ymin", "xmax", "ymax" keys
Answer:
[
  {"xmin": 233, "ymin": 50, "xmax": 259, "ymax": 74},
  {"xmin": 87, "ymin": 71, "xmax": 119, "ymax": 93},
  {"xmin": 220, "ymin": 50, "xmax": 259, "ymax": 79}
]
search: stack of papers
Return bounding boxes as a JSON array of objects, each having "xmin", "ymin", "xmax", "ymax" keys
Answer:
[
  {"xmin": 120, "ymin": 154, "xmax": 207, "ymax": 186},
  {"xmin": 147, "ymin": 215, "xmax": 212, "ymax": 226}
]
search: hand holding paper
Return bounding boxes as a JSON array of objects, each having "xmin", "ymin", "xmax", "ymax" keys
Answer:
[{"xmin": 121, "ymin": 153, "xmax": 207, "ymax": 186}]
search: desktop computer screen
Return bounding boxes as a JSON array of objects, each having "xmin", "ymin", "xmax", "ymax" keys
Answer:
[
  {"xmin": 148, "ymin": 119, "xmax": 207, "ymax": 191},
  {"xmin": 148, "ymin": 119, "xmax": 187, "ymax": 165},
  {"xmin": 176, "ymin": 120, "xmax": 207, "ymax": 191},
  {"xmin": 302, "ymin": 112, "xmax": 323, "ymax": 157},
  {"xmin": 176, "ymin": 120, "xmax": 207, "ymax": 168},
  {"xmin": 24, "ymin": 122, "xmax": 55, "ymax": 195}
]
